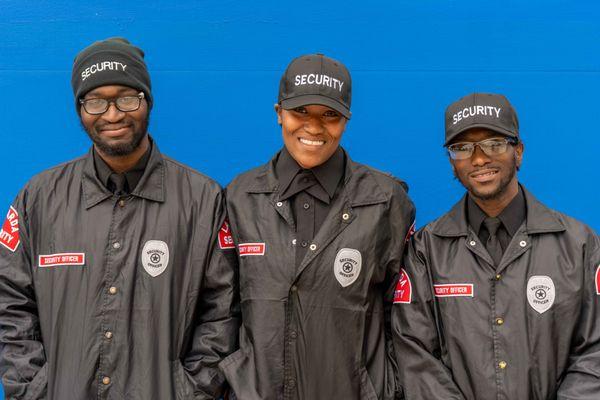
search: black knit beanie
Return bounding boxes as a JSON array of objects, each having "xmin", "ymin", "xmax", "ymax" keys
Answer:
[{"xmin": 71, "ymin": 37, "xmax": 152, "ymax": 110}]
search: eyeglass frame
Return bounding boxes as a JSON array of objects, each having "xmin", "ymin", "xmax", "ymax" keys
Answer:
[
  {"xmin": 446, "ymin": 136, "xmax": 519, "ymax": 160},
  {"xmin": 79, "ymin": 92, "xmax": 145, "ymax": 115}
]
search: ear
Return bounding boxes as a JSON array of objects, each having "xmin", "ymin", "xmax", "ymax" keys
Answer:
[
  {"xmin": 274, "ymin": 103, "xmax": 282, "ymax": 126},
  {"xmin": 514, "ymin": 142, "xmax": 524, "ymax": 168}
]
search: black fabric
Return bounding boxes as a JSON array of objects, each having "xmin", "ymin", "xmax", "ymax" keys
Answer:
[
  {"xmin": 468, "ymin": 186, "xmax": 527, "ymax": 263},
  {"xmin": 0, "ymin": 138, "xmax": 239, "ymax": 399},
  {"xmin": 444, "ymin": 92, "xmax": 519, "ymax": 146},
  {"xmin": 275, "ymin": 147, "xmax": 345, "ymax": 267},
  {"xmin": 93, "ymin": 140, "xmax": 152, "ymax": 195},
  {"xmin": 71, "ymin": 37, "xmax": 153, "ymax": 109},
  {"xmin": 280, "ymin": 170, "xmax": 329, "ymax": 204},
  {"xmin": 483, "ymin": 217, "xmax": 503, "ymax": 266},
  {"xmin": 393, "ymin": 186, "xmax": 600, "ymax": 400},
  {"xmin": 278, "ymin": 53, "xmax": 352, "ymax": 119},
  {"xmin": 222, "ymin": 147, "xmax": 416, "ymax": 400},
  {"xmin": 109, "ymin": 173, "xmax": 127, "ymax": 195},
  {"xmin": 277, "ymin": 147, "xmax": 344, "ymax": 203}
]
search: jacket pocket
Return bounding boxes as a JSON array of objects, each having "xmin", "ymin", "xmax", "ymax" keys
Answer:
[
  {"xmin": 23, "ymin": 362, "xmax": 48, "ymax": 400},
  {"xmin": 219, "ymin": 349, "xmax": 262, "ymax": 400},
  {"xmin": 172, "ymin": 360, "xmax": 195, "ymax": 400},
  {"xmin": 359, "ymin": 366, "xmax": 379, "ymax": 400}
]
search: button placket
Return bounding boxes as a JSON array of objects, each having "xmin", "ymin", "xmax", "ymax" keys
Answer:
[
  {"xmin": 98, "ymin": 198, "xmax": 128, "ymax": 391},
  {"xmin": 284, "ymin": 285, "xmax": 299, "ymax": 399}
]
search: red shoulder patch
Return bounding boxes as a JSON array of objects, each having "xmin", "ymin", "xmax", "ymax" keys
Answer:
[
  {"xmin": 596, "ymin": 265, "xmax": 600, "ymax": 295},
  {"xmin": 0, "ymin": 206, "xmax": 20, "ymax": 252},
  {"xmin": 393, "ymin": 268, "xmax": 412, "ymax": 304},
  {"xmin": 405, "ymin": 220, "xmax": 416, "ymax": 243},
  {"xmin": 218, "ymin": 219, "xmax": 235, "ymax": 250}
]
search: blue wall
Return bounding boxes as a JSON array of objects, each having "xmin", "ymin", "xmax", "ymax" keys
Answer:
[{"xmin": 1, "ymin": 0, "xmax": 598, "ymax": 395}]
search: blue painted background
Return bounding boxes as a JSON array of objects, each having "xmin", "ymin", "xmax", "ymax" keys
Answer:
[{"xmin": 1, "ymin": 0, "xmax": 599, "ymax": 396}]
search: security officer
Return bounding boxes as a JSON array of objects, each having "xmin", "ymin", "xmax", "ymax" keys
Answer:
[
  {"xmin": 392, "ymin": 93, "xmax": 600, "ymax": 399},
  {"xmin": 0, "ymin": 38, "xmax": 238, "ymax": 399},
  {"xmin": 220, "ymin": 54, "xmax": 415, "ymax": 399}
]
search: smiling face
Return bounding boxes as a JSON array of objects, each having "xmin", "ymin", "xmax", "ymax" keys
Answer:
[
  {"xmin": 80, "ymin": 85, "xmax": 149, "ymax": 157},
  {"xmin": 276, "ymin": 104, "xmax": 347, "ymax": 169},
  {"xmin": 449, "ymin": 128, "xmax": 523, "ymax": 204}
]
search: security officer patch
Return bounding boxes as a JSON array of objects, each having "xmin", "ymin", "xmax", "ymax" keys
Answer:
[
  {"xmin": 527, "ymin": 275, "xmax": 555, "ymax": 314},
  {"xmin": 141, "ymin": 240, "xmax": 169, "ymax": 277},
  {"xmin": 334, "ymin": 248, "xmax": 362, "ymax": 287}
]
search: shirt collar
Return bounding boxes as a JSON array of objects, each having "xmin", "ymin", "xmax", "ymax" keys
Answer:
[
  {"xmin": 275, "ymin": 147, "xmax": 302, "ymax": 198},
  {"xmin": 311, "ymin": 146, "xmax": 345, "ymax": 198},
  {"xmin": 93, "ymin": 141, "xmax": 152, "ymax": 193},
  {"xmin": 275, "ymin": 146, "xmax": 345, "ymax": 202},
  {"xmin": 498, "ymin": 187, "xmax": 526, "ymax": 236},
  {"xmin": 82, "ymin": 135, "xmax": 165, "ymax": 208},
  {"xmin": 467, "ymin": 186, "xmax": 526, "ymax": 236}
]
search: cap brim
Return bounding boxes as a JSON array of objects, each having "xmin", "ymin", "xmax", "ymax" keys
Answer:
[
  {"xmin": 281, "ymin": 95, "xmax": 351, "ymax": 119},
  {"xmin": 444, "ymin": 123, "xmax": 518, "ymax": 146}
]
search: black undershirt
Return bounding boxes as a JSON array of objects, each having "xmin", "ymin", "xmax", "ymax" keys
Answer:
[
  {"xmin": 467, "ymin": 186, "xmax": 527, "ymax": 261},
  {"xmin": 93, "ymin": 140, "xmax": 152, "ymax": 195},
  {"xmin": 276, "ymin": 147, "xmax": 345, "ymax": 267}
]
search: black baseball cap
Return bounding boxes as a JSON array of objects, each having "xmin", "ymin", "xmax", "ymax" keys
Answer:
[
  {"xmin": 444, "ymin": 93, "xmax": 519, "ymax": 146},
  {"xmin": 278, "ymin": 54, "xmax": 352, "ymax": 119}
]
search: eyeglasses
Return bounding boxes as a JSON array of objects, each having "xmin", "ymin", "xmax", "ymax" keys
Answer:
[
  {"xmin": 447, "ymin": 137, "xmax": 517, "ymax": 160},
  {"xmin": 80, "ymin": 92, "xmax": 145, "ymax": 115}
]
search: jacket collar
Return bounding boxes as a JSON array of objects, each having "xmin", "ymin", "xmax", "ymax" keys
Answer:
[
  {"xmin": 246, "ymin": 147, "xmax": 388, "ymax": 207},
  {"xmin": 82, "ymin": 136, "xmax": 165, "ymax": 209},
  {"xmin": 430, "ymin": 185, "xmax": 565, "ymax": 237}
]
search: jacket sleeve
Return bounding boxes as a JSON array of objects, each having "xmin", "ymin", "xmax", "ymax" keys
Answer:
[
  {"xmin": 557, "ymin": 229, "xmax": 600, "ymax": 399},
  {"xmin": 384, "ymin": 187, "xmax": 416, "ymax": 400},
  {"xmin": 0, "ymin": 194, "xmax": 48, "ymax": 399},
  {"xmin": 391, "ymin": 230, "xmax": 465, "ymax": 400},
  {"xmin": 181, "ymin": 192, "xmax": 240, "ymax": 399}
]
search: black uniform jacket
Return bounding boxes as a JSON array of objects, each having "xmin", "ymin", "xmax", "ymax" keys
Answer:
[
  {"xmin": 0, "ymin": 142, "xmax": 239, "ymax": 399},
  {"xmin": 220, "ymin": 149, "xmax": 415, "ymax": 400},
  {"xmin": 392, "ymin": 187, "xmax": 600, "ymax": 400}
]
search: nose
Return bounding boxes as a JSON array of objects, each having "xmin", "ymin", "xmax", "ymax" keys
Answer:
[
  {"xmin": 101, "ymin": 102, "xmax": 126, "ymax": 122},
  {"xmin": 303, "ymin": 115, "xmax": 324, "ymax": 135},
  {"xmin": 470, "ymin": 144, "xmax": 491, "ymax": 166}
]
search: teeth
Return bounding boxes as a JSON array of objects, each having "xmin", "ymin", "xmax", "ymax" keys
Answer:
[
  {"xmin": 474, "ymin": 171, "xmax": 496, "ymax": 177},
  {"xmin": 299, "ymin": 138, "xmax": 325, "ymax": 146}
]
